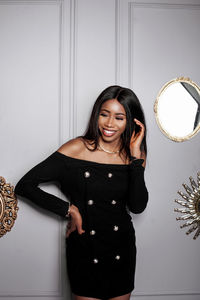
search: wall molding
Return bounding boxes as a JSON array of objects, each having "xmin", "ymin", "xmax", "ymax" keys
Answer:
[
  {"xmin": 0, "ymin": 0, "xmax": 64, "ymax": 297},
  {"xmin": 69, "ymin": 0, "xmax": 77, "ymax": 138},
  {"xmin": 72, "ymin": 0, "xmax": 120, "ymax": 136},
  {"xmin": 132, "ymin": 290, "xmax": 200, "ymax": 297},
  {"xmin": 115, "ymin": 0, "xmax": 120, "ymax": 83},
  {"xmin": 127, "ymin": 0, "xmax": 200, "ymax": 297},
  {"xmin": 128, "ymin": 0, "xmax": 200, "ymax": 88},
  {"xmin": 129, "ymin": 2, "xmax": 200, "ymax": 10},
  {"xmin": 0, "ymin": 0, "xmax": 62, "ymax": 4}
]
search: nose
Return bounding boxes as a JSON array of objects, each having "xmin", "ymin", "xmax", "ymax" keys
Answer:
[{"xmin": 105, "ymin": 116, "xmax": 114, "ymax": 127}]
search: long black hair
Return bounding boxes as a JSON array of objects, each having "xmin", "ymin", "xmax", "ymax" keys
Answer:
[{"xmin": 81, "ymin": 85, "xmax": 147, "ymax": 160}]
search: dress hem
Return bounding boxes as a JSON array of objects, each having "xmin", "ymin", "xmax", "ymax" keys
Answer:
[{"xmin": 71, "ymin": 286, "xmax": 135, "ymax": 299}]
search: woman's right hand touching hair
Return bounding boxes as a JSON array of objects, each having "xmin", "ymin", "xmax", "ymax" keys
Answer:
[{"xmin": 66, "ymin": 204, "xmax": 85, "ymax": 238}]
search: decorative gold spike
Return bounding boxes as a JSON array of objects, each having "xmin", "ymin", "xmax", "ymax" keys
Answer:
[
  {"xmin": 193, "ymin": 226, "xmax": 200, "ymax": 240},
  {"xmin": 186, "ymin": 223, "xmax": 198, "ymax": 235},
  {"xmin": 191, "ymin": 213, "xmax": 198, "ymax": 219},
  {"xmin": 182, "ymin": 183, "xmax": 193, "ymax": 196},
  {"xmin": 189, "ymin": 176, "xmax": 198, "ymax": 192},
  {"xmin": 175, "ymin": 199, "xmax": 193, "ymax": 208},
  {"xmin": 174, "ymin": 208, "xmax": 191, "ymax": 213},
  {"xmin": 177, "ymin": 191, "xmax": 190, "ymax": 201},
  {"xmin": 197, "ymin": 172, "xmax": 200, "ymax": 187},
  {"xmin": 176, "ymin": 214, "xmax": 193, "ymax": 221},
  {"xmin": 175, "ymin": 172, "xmax": 200, "ymax": 239},
  {"xmin": 180, "ymin": 219, "xmax": 197, "ymax": 228}
]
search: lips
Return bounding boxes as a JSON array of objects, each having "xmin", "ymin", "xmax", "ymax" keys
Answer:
[{"xmin": 102, "ymin": 129, "xmax": 116, "ymax": 137}]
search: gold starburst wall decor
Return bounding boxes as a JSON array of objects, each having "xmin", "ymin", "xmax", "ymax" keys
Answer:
[
  {"xmin": 0, "ymin": 176, "xmax": 19, "ymax": 238},
  {"xmin": 174, "ymin": 172, "xmax": 200, "ymax": 240}
]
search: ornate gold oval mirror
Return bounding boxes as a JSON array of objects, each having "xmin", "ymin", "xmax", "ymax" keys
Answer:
[
  {"xmin": 0, "ymin": 176, "xmax": 19, "ymax": 238},
  {"xmin": 154, "ymin": 77, "xmax": 200, "ymax": 142}
]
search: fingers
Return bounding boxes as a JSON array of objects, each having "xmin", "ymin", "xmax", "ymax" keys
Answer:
[
  {"xmin": 77, "ymin": 224, "xmax": 85, "ymax": 235},
  {"xmin": 73, "ymin": 209, "xmax": 85, "ymax": 235},
  {"xmin": 66, "ymin": 205, "xmax": 85, "ymax": 237},
  {"xmin": 134, "ymin": 118, "xmax": 145, "ymax": 132},
  {"xmin": 66, "ymin": 228, "xmax": 72, "ymax": 238},
  {"xmin": 76, "ymin": 212, "xmax": 85, "ymax": 234},
  {"xmin": 132, "ymin": 119, "xmax": 145, "ymax": 139},
  {"xmin": 66, "ymin": 220, "xmax": 77, "ymax": 238},
  {"xmin": 129, "ymin": 119, "xmax": 145, "ymax": 157},
  {"xmin": 66, "ymin": 222, "xmax": 85, "ymax": 237}
]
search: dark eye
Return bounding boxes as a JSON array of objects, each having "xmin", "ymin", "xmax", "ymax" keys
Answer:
[
  {"xmin": 100, "ymin": 113, "xmax": 108, "ymax": 117},
  {"xmin": 116, "ymin": 117, "xmax": 124, "ymax": 121}
]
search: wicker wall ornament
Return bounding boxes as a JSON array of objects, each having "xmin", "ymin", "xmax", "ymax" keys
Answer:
[
  {"xmin": 174, "ymin": 172, "xmax": 200, "ymax": 240},
  {"xmin": 0, "ymin": 176, "xmax": 19, "ymax": 238}
]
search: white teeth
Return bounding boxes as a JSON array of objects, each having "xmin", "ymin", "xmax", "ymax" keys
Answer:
[{"xmin": 104, "ymin": 130, "xmax": 115, "ymax": 134}]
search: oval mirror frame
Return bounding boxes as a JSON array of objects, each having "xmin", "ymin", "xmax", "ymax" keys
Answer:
[
  {"xmin": 154, "ymin": 77, "xmax": 200, "ymax": 142},
  {"xmin": 0, "ymin": 176, "xmax": 19, "ymax": 238}
]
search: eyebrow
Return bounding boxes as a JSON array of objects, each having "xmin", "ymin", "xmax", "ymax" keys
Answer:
[{"xmin": 100, "ymin": 109, "xmax": 126, "ymax": 116}]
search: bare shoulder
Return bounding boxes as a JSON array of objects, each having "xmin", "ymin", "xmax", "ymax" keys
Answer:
[{"xmin": 57, "ymin": 137, "xmax": 86, "ymax": 158}]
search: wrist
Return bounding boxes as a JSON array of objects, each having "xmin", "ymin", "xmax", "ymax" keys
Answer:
[
  {"xmin": 130, "ymin": 149, "xmax": 141, "ymax": 159},
  {"xmin": 66, "ymin": 204, "xmax": 78, "ymax": 218},
  {"xmin": 65, "ymin": 203, "xmax": 71, "ymax": 218}
]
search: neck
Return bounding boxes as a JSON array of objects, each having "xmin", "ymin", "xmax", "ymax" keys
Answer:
[{"xmin": 98, "ymin": 138, "xmax": 121, "ymax": 153}]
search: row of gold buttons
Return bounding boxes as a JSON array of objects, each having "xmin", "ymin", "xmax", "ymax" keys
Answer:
[
  {"xmin": 87, "ymin": 199, "xmax": 117, "ymax": 205},
  {"xmin": 89, "ymin": 225, "xmax": 119, "ymax": 236},
  {"xmin": 84, "ymin": 171, "xmax": 113, "ymax": 178},
  {"xmin": 93, "ymin": 255, "xmax": 121, "ymax": 264},
  {"xmin": 84, "ymin": 170, "xmax": 119, "ymax": 264}
]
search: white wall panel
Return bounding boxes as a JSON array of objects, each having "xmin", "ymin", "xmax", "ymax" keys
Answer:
[
  {"xmin": 0, "ymin": 1, "xmax": 70, "ymax": 298},
  {"xmin": 75, "ymin": 0, "xmax": 117, "ymax": 136},
  {"xmin": 119, "ymin": 1, "xmax": 200, "ymax": 298},
  {"xmin": 1, "ymin": 0, "xmax": 200, "ymax": 299}
]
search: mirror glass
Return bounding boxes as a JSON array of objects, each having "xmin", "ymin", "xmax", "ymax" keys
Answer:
[{"xmin": 154, "ymin": 77, "xmax": 200, "ymax": 142}]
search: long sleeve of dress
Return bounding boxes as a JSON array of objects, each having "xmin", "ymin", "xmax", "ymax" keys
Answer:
[
  {"xmin": 14, "ymin": 152, "xmax": 69, "ymax": 218},
  {"xmin": 127, "ymin": 159, "xmax": 148, "ymax": 214}
]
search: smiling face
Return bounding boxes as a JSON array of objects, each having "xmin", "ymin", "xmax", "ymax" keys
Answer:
[{"xmin": 98, "ymin": 99, "xmax": 127, "ymax": 145}]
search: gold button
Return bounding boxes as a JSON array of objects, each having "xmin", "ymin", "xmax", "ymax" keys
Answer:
[
  {"xmin": 93, "ymin": 258, "xmax": 98, "ymax": 264},
  {"xmin": 90, "ymin": 230, "xmax": 96, "ymax": 235},
  {"xmin": 108, "ymin": 173, "xmax": 113, "ymax": 178},
  {"xmin": 84, "ymin": 171, "xmax": 90, "ymax": 178},
  {"xmin": 111, "ymin": 200, "xmax": 116, "ymax": 205},
  {"xmin": 88, "ymin": 200, "xmax": 94, "ymax": 205},
  {"xmin": 113, "ymin": 225, "xmax": 119, "ymax": 231}
]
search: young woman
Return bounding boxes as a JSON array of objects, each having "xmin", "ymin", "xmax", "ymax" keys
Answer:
[{"xmin": 14, "ymin": 85, "xmax": 148, "ymax": 300}]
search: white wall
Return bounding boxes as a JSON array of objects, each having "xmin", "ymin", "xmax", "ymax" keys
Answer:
[{"xmin": 0, "ymin": 0, "xmax": 200, "ymax": 299}]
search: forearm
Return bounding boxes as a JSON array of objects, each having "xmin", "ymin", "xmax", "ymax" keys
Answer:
[
  {"xmin": 127, "ymin": 160, "xmax": 148, "ymax": 214},
  {"xmin": 14, "ymin": 152, "xmax": 70, "ymax": 219},
  {"xmin": 15, "ymin": 179, "xmax": 69, "ymax": 218}
]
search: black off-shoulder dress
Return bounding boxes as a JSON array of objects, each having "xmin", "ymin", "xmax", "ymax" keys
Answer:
[{"xmin": 14, "ymin": 151, "xmax": 148, "ymax": 299}]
